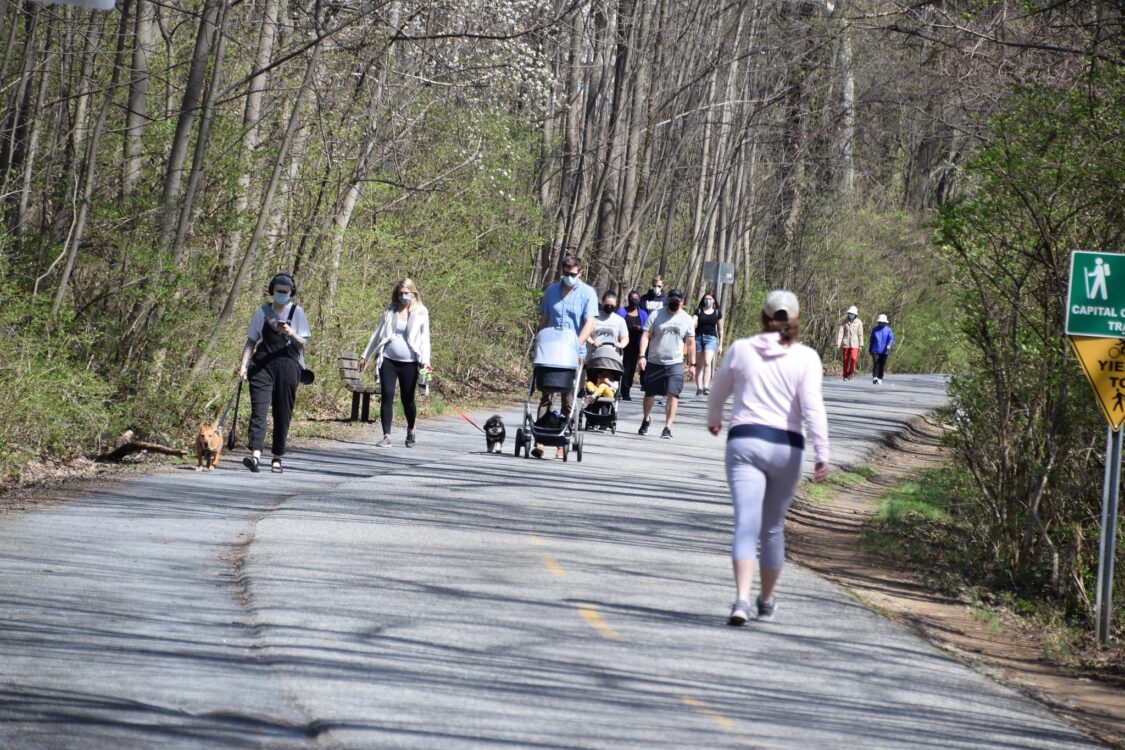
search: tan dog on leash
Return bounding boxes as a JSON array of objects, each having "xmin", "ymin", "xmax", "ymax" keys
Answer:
[{"xmin": 195, "ymin": 421, "xmax": 223, "ymax": 471}]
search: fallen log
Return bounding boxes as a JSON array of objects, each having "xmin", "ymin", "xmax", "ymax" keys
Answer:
[{"xmin": 97, "ymin": 440, "xmax": 186, "ymax": 462}]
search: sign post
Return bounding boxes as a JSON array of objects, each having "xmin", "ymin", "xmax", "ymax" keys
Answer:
[
  {"xmin": 1067, "ymin": 250, "xmax": 1125, "ymax": 646},
  {"xmin": 702, "ymin": 261, "xmax": 735, "ymax": 309}
]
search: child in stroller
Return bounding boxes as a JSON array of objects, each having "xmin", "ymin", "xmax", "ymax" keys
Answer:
[{"xmin": 580, "ymin": 343, "xmax": 623, "ymax": 433}]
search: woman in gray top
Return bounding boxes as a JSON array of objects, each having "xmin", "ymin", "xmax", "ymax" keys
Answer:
[{"xmin": 360, "ymin": 279, "xmax": 432, "ymax": 448}]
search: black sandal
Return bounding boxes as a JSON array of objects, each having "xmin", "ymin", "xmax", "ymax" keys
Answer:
[
  {"xmin": 243, "ymin": 456, "xmax": 260, "ymax": 473},
  {"xmin": 271, "ymin": 458, "xmax": 283, "ymax": 474}
]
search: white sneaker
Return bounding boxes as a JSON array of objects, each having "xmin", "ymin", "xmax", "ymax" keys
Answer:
[{"xmin": 728, "ymin": 599, "xmax": 751, "ymax": 626}]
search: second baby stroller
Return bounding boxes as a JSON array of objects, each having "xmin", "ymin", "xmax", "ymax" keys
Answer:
[
  {"xmin": 514, "ymin": 326, "xmax": 585, "ymax": 462},
  {"xmin": 579, "ymin": 343, "xmax": 623, "ymax": 433}
]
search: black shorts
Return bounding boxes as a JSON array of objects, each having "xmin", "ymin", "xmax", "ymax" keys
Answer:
[{"xmin": 643, "ymin": 362, "xmax": 684, "ymax": 397}]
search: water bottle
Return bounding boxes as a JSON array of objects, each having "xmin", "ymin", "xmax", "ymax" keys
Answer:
[{"xmin": 419, "ymin": 367, "xmax": 432, "ymax": 397}]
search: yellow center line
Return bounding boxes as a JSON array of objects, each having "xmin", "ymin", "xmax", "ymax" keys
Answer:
[
  {"xmin": 543, "ymin": 556, "xmax": 567, "ymax": 577},
  {"xmin": 682, "ymin": 697, "xmax": 736, "ymax": 728},
  {"xmin": 527, "ymin": 534, "xmax": 547, "ymax": 547},
  {"xmin": 577, "ymin": 604, "xmax": 620, "ymax": 640}
]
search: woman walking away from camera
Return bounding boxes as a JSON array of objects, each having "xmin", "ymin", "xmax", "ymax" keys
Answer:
[
  {"xmin": 869, "ymin": 313, "xmax": 894, "ymax": 385},
  {"xmin": 360, "ymin": 279, "xmax": 432, "ymax": 448},
  {"xmin": 239, "ymin": 272, "xmax": 312, "ymax": 474},
  {"xmin": 615, "ymin": 290, "xmax": 648, "ymax": 401},
  {"xmin": 693, "ymin": 292, "xmax": 723, "ymax": 396},
  {"xmin": 707, "ymin": 290, "xmax": 829, "ymax": 625}
]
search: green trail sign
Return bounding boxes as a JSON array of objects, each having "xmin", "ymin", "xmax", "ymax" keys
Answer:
[{"xmin": 1067, "ymin": 250, "xmax": 1125, "ymax": 337}]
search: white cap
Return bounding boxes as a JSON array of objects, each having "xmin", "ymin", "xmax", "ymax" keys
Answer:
[
  {"xmin": 763, "ymin": 289, "xmax": 799, "ymax": 321},
  {"xmin": 847, "ymin": 305, "xmax": 858, "ymax": 315},
  {"xmin": 876, "ymin": 313, "xmax": 889, "ymax": 323}
]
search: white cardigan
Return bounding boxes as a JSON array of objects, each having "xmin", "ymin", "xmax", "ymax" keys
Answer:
[{"xmin": 361, "ymin": 304, "xmax": 431, "ymax": 370}]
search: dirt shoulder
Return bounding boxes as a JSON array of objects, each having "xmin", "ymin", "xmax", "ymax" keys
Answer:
[{"xmin": 787, "ymin": 416, "xmax": 1125, "ymax": 749}]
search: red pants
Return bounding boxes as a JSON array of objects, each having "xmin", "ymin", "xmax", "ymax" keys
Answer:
[{"xmin": 841, "ymin": 347, "xmax": 859, "ymax": 379}]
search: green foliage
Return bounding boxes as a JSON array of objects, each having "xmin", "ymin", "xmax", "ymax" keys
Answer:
[
  {"xmin": 936, "ymin": 67, "xmax": 1125, "ymax": 622},
  {"xmin": 0, "ymin": 299, "xmax": 113, "ymax": 475}
]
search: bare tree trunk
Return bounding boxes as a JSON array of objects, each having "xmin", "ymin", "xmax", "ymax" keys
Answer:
[
  {"xmin": 171, "ymin": 0, "xmax": 231, "ymax": 265},
  {"xmin": 123, "ymin": 0, "xmax": 154, "ymax": 199},
  {"xmin": 49, "ymin": 0, "xmax": 133, "ymax": 322},
  {"xmin": 154, "ymin": 0, "xmax": 220, "ymax": 252},
  {"xmin": 192, "ymin": 33, "xmax": 323, "ymax": 374},
  {"xmin": 222, "ymin": 0, "xmax": 281, "ymax": 280},
  {"xmin": 14, "ymin": 14, "xmax": 53, "ymax": 237}
]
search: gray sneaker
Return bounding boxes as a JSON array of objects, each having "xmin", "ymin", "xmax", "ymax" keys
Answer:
[
  {"xmin": 375, "ymin": 435, "xmax": 392, "ymax": 448},
  {"xmin": 405, "ymin": 431, "xmax": 416, "ymax": 447},
  {"xmin": 661, "ymin": 427, "xmax": 672, "ymax": 439},
  {"xmin": 756, "ymin": 596, "xmax": 777, "ymax": 622},
  {"xmin": 728, "ymin": 599, "xmax": 751, "ymax": 626}
]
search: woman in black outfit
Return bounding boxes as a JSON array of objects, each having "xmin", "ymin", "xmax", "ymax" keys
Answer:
[
  {"xmin": 238, "ymin": 272, "xmax": 312, "ymax": 474},
  {"xmin": 616, "ymin": 290, "xmax": 648, "ymax": 401},
  {"xmin": 693, "ymin": 293, "xmax": 723, "ymax": 395}
]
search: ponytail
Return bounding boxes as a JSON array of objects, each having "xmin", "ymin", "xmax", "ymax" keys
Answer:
[{"xmin": 760, "ymin": 312, "xmax": 800, "ymax": 344}]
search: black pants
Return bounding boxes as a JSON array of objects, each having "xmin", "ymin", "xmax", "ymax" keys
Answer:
[
  {"xmin": 621, "ymin": 347, "xmax": 640, "ymax": 399},
  {"xmin": 872, "ymin": 353, "xmax": 888, "ymax": 380},
  {"xmin": 379, "ymin": 358, "xmax": 419, "ymax": 435},
  {"xmin": 247, "ymin": 358, "xmax": 300, "ymax": 456}
]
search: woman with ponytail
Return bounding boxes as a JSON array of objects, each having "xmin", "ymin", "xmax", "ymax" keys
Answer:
[{"xmin": 706, "ymin": 290, "xmax": 829, "ymax": 625}]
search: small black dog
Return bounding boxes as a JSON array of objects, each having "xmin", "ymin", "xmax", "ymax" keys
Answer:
[{"xmin": 484, "ymin": 415, "xmax": 506, "ymax": 454}]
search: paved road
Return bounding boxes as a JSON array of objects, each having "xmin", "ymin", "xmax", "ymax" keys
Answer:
[{"xmin": 0, "ymin": 375, "xmax": 1102, "ymax": 748}]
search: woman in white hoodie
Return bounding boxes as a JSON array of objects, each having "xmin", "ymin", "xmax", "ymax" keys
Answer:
[
  {"xmin": 707, "ymin": 290, "xmax": 829, "ymax": 625},
  {"xmin": 359, "ymin": 279, "xmax": 432, "ymax": 448}
]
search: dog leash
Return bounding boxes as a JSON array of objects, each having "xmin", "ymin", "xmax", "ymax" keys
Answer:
[
  {"xmin": 217, "ymin": 380, "xmax": 242, "ymax": 433},
  {"xmin": 452, "ymin": 406, "xmax": 485, "ymax": 433}
]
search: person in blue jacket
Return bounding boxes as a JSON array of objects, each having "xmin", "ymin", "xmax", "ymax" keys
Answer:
[{"xmin": 869, "ymin": 314, "xmax": 894, "ymax": 385}]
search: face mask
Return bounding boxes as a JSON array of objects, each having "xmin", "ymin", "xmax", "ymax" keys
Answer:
[
  {"xmin": 602, "ymin": 303, "xmax": 616, "ymax": 314},
  {"xmin": 651, "ymin": 286, "xmax": 663, "ymax": 295},
  {"xmin": 668, "ymin": 300, "xmax": 681, "ymax": 312},
  {"xmin": 273, "ymin": 291, "xmax": 291, "ymax": 304},
  {"xmin": 847, "ymin": 313, "xmax": 856, "ymax": 320},
  {"xmin": 627, "ymin": 298, "xmax": 639, "ymax": 308},
  {"xmin": 400, "ymin": 293, "xmax": 414, "ymax": 303},
  {"xmin": 703, "ymin": 300, "xmax": 714, "ymax": 309},
  {"xmin": 561, "ymin": 274, "xmax": 578, "ymax": 288}
]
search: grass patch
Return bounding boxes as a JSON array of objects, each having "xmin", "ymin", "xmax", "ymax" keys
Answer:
[
  {"xmin": 803, "ymin": 467, "xmax": 880, "ymax": 504},
  {"xmin": 859, "ymin": 528, "xmax": 905, "ymax": 561},
  {"xmin": 970, "ymin": 603, "xmax": 1006, "ymax": 633},
  {"xmin": 875, "ymin": 469, "xmax": 953, "ymax": 523}
]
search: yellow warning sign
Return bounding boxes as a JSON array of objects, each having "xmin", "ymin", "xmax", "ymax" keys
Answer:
[{"xmin": 1069, "ymin": 336, "xmax": 1125, "ymax": 430}]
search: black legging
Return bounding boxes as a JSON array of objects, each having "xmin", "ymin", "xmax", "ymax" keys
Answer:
[
  {"xmin": 379, "ymin": 358, "xmax": 419, "ymax": 435},
  {"xmin": 621, "ymin": 346, "xmax": 640, "ymax": 399},
  {"xmin": 872, "ymin": 353, "xmax": 888, "ymax": 380}
]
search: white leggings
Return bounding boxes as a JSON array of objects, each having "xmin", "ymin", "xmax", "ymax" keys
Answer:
[{"xmin": 725, "ymin": 435, "xmax": 804, "ymax": 568}]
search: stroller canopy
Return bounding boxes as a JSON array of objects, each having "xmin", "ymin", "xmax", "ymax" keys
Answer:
[
  {"xmin": 585, "ymin": 344, "xmax": 624, "ymax": 374},
  {"xmin": 534, "ymin": 326, "xmax": 580, "ymax": 369}
]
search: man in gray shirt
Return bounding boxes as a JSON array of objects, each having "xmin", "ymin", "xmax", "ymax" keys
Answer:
[{"xmin": 638, "ymin": 288, "xmax": 696, "ymax": 439}]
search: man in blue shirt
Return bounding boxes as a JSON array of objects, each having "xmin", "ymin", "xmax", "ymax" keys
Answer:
[{"xmin": 533, "ymin": 254, "xmax": 598, "ymax": 458}]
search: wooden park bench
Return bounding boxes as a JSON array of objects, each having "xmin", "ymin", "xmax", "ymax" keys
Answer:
[{"xmin": 338, "ymin": 350, "xmax": 377, "ymax": 422}]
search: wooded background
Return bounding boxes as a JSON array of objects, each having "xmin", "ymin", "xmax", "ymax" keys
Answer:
[{"xmin": 0, "ymin": 0, "xmax": 1120, "ymax": 624}]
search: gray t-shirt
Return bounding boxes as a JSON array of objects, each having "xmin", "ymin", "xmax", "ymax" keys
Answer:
[
  {"xmin": 590, "ymin": 312, "xmax": 628, "ymax": 347},
  {"xmin": 643, "ymin": 308, "xmax": 695, "ymax": 365}
]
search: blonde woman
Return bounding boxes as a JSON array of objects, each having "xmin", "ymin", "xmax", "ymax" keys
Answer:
[{"xmin": 359, "ymin": 279, "xmax": 432, "ymax": 448}]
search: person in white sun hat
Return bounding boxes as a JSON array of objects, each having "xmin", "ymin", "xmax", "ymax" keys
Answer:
[
  {"xmin": 835, "ymin": 305, "xmax": 863, "ymax": 381},
  {"xmin": 869, "ymin": 313, "xmax": 894, "ymax": 385}
]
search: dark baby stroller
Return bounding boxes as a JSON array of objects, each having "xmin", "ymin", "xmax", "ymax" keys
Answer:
[
  {"xmin": 514, "ymin": 327, "xmax": 585, "ymax": 462},
  {"xmin": 579, "ymin": 343, "xmax": 623, "ymax": 434}
]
